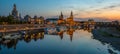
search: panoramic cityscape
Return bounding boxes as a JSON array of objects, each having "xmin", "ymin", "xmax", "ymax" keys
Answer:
[{"xmin": 0, "ymin": 0, "xmax": 120, "ymax": 54}]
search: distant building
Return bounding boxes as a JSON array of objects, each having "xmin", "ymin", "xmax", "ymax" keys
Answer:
[
  {"xmin": 66, "ymin": 11, "xmax": 73, "ymax": 21},
  {"xmin": 66, "ymin": 11, "xmax": 75, "ymax": 25},
  {"xmin": 24, "ymin": 15, "xmax": 31, "ymax": 22},
  {"xmin": 39, "ymin": 16, "xmax": 45, "ymax": 24},
  {"xmin": 34, "ymin": 15, "xmax": 38, "ymax": 24},
  {"xmin": 28, "ymin": 18, "xmax": 35, "ymax": 24},
  {"xmin": 24, "ymin": 15, "xmax": 44, "ymax": 24},
  {"xmin": 46, "ymin": 18, "xmax": 59, "ymax": 24},
  {"xmin": 11, "ymin": 4, "xmax": 20, "ymax": 20},
  {"xmin": 19, "ymin": 13, "xmax": 23, "ymax": 21},
  {"xmin": 49, "ymin": 11, "xmax": 75, "ymax": 25},
  {"xmin": 34, "ymin": 16, "xmax": 44, "ymax": 24},
  {"xmin": 88, "ymin": 19, "xmax": 95, "ymax": 25},
  {"xmin": 112, "ymin": 20, "xmax": 119, "ymax": 25},
  {"xmin": 57, "ymin": 12, "xmax": 66, "ymax": 25},
  {"xmin": 59, "ymin": 12, "xmax": 64, "ymax": 20}
]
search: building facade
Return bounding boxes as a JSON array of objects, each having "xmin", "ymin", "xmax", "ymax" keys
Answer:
[
  {"xmin": 66, "ymin": 11, "xmax": 75, "ymax": 26},
  {"xmin": 57, "ymin": 12, "xmax": 65, "ymax": 25},
  {"xmin": 24, "ymin": 15, "xmax": 44, "ymax": 24}
]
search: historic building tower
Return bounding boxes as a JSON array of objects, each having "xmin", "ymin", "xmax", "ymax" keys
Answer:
[
  {"xmin": 70, "ymin": 11, "xmax": 73, "ymax": 20},
  {"xmin": 12, "ymin": 4, "xmax": 19, "ymax": 20},
  {"xmin": 57, "ymin": 12, "xmax": 65, "ymax": 25},
  {"xmin": 59, "ymin": 12, "xmax": 63, "ymax": 20},
  {"xmin": 66, "ymin": 11, "xmax": 75, "ymax": 25}
]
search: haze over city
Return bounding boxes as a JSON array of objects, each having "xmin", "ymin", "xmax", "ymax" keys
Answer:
[{"xmin": 0, "ymin": 0, "xmax": 120, "ymax": 21}]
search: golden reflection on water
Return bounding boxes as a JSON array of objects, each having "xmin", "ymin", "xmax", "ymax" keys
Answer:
[
  {"xmin": 56, "ymin": 28, "xmax": 93, "ymax": 41},
  {"xmin": 24, "ymin": 32, "xmax": 44, "ymax": 42},
  {"xmin": 0, "ymin": 27, "xmax": 94, "ymax": 50},
  {"xmin": 73, "ymin": 30, "xmax": 93, "ymax": 39}
]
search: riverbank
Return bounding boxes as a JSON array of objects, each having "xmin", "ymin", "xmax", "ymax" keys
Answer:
[
  {"xmin": 92, "ymin": 28, "xmax": 120, "ymax": 51},
  {"xmin": 0, "ymin": 24, "xmax": 44, "ymax": 33}
]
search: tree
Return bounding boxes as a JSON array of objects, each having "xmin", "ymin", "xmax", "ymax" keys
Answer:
[{"xmin": 7, "ymin": 15, "xmax": 14, "ymax": 24}]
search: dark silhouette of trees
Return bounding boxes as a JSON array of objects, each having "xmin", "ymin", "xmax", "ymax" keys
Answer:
[
  {"xmin": 0, "ymin": 15, "xmax": 27, "ymax": 24},
  {"xmin": 0, "ymin": 15, "xmax": 14, "ymax": 24}
]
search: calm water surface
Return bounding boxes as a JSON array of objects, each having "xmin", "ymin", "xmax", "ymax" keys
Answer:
[{"xmin": 0, "ymin": 28, "xmax": 120, "ymax": 54}]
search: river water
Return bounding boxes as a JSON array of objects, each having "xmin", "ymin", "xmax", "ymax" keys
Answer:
[{"xmin": 0, "ymin": 27, "xmax": 120, "ymax": 54}]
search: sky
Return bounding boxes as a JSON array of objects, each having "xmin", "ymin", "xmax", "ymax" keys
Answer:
[{"xmin": 0, "ymin": 0, "xmax": 120, "ymax": 21}]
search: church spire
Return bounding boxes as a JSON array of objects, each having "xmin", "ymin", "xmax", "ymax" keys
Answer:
[
  {"xmin": 12, "ymin": 4, "xmax": 19, "ymax": 19},
  {"xmin": 13, "ymin": 4, "xmax": 16, "ymax": 10},
  {"xmin": 59, "ymin": 11, "xmax": 63, "ymax": 20},
  {"xmin": 70, "ymin": 11, "xmax": 73, "ymax": 19},
  {"xmin": 61, "ymin": 11, "xmax": 63, "ymax": 17},
  {"xmin": 71, "ymin": 11, "xmax": 73, "ymax": 16},
  {"xmin": 14, "ymin": 4, "xmax": 16, "ymax": 7}
]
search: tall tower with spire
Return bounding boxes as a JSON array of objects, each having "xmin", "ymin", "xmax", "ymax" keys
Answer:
[
  {"xmin": 13, "ymin": 4, "xmax": 16, "ymax": 10},
  {"xmin": 70, "ymin": 11, "xmax": 73, "ymax": 20},
  {"xmin": 59, "ymin": 12, "xmax": 63, "ymax": 20},
  {"xmin": 66, "ymin": 11, "xmax": 74, "ymax": 25},
  {"xmin": 12, "ymin": 4, "xmax": 19, "ymax": 20}
]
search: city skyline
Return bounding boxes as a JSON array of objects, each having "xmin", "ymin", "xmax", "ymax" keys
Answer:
[{"xmin": 0, "ymin": 0, "xmax": 120, "ymax": 21}]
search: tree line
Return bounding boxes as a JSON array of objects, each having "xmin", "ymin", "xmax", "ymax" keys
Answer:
[{"xmin": 0, "ymin": 15, "xmax": 27, "ymax": 24}]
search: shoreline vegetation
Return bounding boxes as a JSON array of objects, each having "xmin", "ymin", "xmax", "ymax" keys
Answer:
[
  {"xmin": 0, "ymin": 15, "xmax": 28, "ymax": 25},
  {"xmin": 92, "ymin": 27, "xmax": 120, "ymax": 51},
  {"xmin": 97, "ymin": 28, "xmax": 120, "ymax": 38}
]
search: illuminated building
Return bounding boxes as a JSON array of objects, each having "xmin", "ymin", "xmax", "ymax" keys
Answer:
[
  {"xmin": 57, "ymin": 12, "xmax": 66, "ymax": 25},
  {"xmin": 24, "ymin": 15, "xmax": 44, "ymax": 24},
  {"xmin": 66, "ymin": 11, "xmax": 75, "ymax": 26}
]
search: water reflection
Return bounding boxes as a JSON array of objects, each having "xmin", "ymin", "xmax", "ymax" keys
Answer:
[
  {"xmin": 24, "ymin": 32, "xmax": 44, "ymax": 42},
  {"xmin": 0, "ymin": 26, "xmax": 120, "ymax": 54},
  {"xmin": 0, "ymin": 32, "xmax": 44, "ymax": 50},
  {"xmin": 92, "ymin": 27, "xmax": 120, "ymax": 54},
  {"xmin": 45, "ymin": 26, "xmax": 94, "ymax": 42},
  {"xmin": 44, "ymin": 26, "xmax": 120, "ymax": 54}
]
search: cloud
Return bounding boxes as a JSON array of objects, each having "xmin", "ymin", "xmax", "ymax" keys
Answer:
[
  {"xmin": 96, "ymin": 0, "xmax": 105, "ymax": 4},
  {"xmin": 74, "ymin": 17, "xmax": 113, "ymax": 22},
  {"xmin": 102, "ymin": 4, "xmax": 120, "ymax": 10},
  {"xmin": 57, "ymin": 1, "xmax": 120, "ymax": 21},
  {"xmin": 74, "ymin": 13, "xmax": 79, "ymax": 16},
  {"xmin": 80, "ymin": 3, "xmax": 120, "ymax": 15}
]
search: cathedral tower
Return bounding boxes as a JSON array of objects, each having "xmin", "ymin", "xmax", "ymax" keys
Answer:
[
  {"xmin": 59, "ymin": 12, "xmax": 63, "ymax": 20},
  {"xmin": 70, "ymin": 11, "xmax": 73, "ymax": 19},
  {"xmin": 12, "ymin": 4, "xmax": 19, "ymax": 19}
]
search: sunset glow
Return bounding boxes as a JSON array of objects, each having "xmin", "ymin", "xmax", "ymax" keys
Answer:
[{"xmin": 0, "ymin": 0, "xmax": 120, "ymax": 21}]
